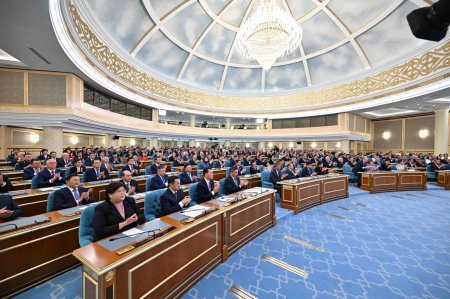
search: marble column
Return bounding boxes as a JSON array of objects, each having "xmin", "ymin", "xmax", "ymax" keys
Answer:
[
  {"xmin": 434, "ymin": 108, "xmax": 449, "ymax": 155},
  {"xmin": 44, "ymin": 127, "xmax": 64, "ymax": 154}
]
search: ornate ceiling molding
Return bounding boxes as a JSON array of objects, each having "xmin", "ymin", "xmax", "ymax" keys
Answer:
[{"xmin": 57, "ymin": 0, "xmax": 450, "ymax": 115}]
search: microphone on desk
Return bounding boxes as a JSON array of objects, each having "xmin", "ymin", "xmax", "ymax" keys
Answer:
[{"xmin": 109, "ymin": 229, "xmax": 159, "ymax": 241}]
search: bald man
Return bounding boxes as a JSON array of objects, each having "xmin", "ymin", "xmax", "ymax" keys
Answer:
[{"xmin": 36, "ymin": 159, "xmax": 66, "ymax": 188}]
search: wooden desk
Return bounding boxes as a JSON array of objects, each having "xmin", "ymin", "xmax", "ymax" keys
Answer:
[
  {"xmin": 328, "ymin": 168, "xmax": 343, "ymax": 174},
  {"xmin": 239, "ymin": 174, "xmax": 261, "ymax": 188},
  {"xmin": 0, "ymin": 161, "xmax": 11, "ymax": 167},
  {"xmin": 139, "ymin": 160, "xmax": 152, "ymax": 168},
  {"xmin": 279, "ymin": 174, "xmax": 349, "ymax": 214},
  {"xmin": 360, "ymin": 171, "xmax": 427, "ymax": 193},
  {"xmin": 437, "ymin": 171, "xmax": 450, "ymax": 190},
  {"xmin": 211, "ymin": 168, "xmax": 227, "ymax": 181},
  {"xmin": 1, "ymin": 170, "xmax": 23, "ymax": 179},
  {"xmin": 73, "ymin": 190, "xmax": 276, "ymax": 299},
  {"xmin": 173, "ymin": 166, "xmax": 197, "ymax": 173},
  {"xmin": 11, "ymin": 180, "xmax": 31, "ymax": 190}
]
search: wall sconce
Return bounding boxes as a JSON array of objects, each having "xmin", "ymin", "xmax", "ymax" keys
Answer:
[
  {"xmin": 289, "ymin": 142, "xmax": 294, "ymax": 148},
  {"xmin": 29, "ymin": 133, "xmax": 40, "ymax": 144},
  {"xmin": 418, "ymin": 129, "xmax": 429, "ymax": 139},
  {"xmin": 311, "ymin": 142, "xmax": 317, "ymax": 148},
  {"xmin": 245, "ymin": 143, "xmax": 250, "ymax": 148},
  {"xmin": 268, "ymin": 142, "xmax": 273, "ymax": 148},
  {"xmin": 195, "ymin": 142, "xmax": 200, "ymax": 147},
  {"xmin": 382, "ymin": 131, "xmax": 391, "ymax": 140},
  {"xmin": 130, "ymin": 139, "xmax": 136, "ymax": 146},
  {"xmin": 336, "ymin": 142, "xmax": 341, "ymax": 148},
  {"xmin": 158, "ymin": 109, "xmax": 166, "ymax": 116},
  {"xmin": 70, "ymin": 136, "xmax": 79, "ymax": 145}
]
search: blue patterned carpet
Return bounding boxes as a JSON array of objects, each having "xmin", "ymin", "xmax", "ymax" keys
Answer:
[{"xmin": 14, "ymin": 185, "xmax": 450, "ymax": 299}]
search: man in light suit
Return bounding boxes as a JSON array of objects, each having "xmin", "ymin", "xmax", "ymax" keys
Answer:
[
  {"xmin": 84, "ymin": 159, "xmax": 110, "ymax": 182},
  {"xmin": 101, "ymin": 156, "xmax": 114, "ymax": 173},
  {"xmin": 149, "ymin": 165, "xmax": 169, "ymax": 191},
  {"xmin": 160, "ymin": 176, "xmax": 191, "ymax": 216},
  {"xmin": 121, "ymin": 170, "xmax": 140, "ymax": 196},
  {"xmin": 224, "ymin": 166, "xmax": 248, "ymax": 195},
  {"xmin": 179, "ymin": 164, "xmax": 197, "ymax": 185},
  {"xmin": 36, "ymin": 159, "xmax": 65, "ymax": 188},
  {"xmin": 53, "ymin": 174, "xmax": 94, "ymax": 211},
  {"xmin": 195, "ymin": 168, "xmax": 219, "ymax": 203}
]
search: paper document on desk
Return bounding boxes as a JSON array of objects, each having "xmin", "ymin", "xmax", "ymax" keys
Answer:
[
  {"xmin": 122, "ymin": 228, "xmax": 144, "ymax": 238},
  {"xmin": 218, "ymin": 196, "xmax": 237, "ymax": 202},
  {"xmin": 39, "ymin": 187, "xmax": 55, "ymax": 191},
  {"xmin": 181, "ymin": 204, "xmax": 211, "ymax": 218}
]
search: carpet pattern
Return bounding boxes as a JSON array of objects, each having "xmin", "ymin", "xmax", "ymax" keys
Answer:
[{"xmin": 13, "ymin": 185, "xmax": 450, "ymax": 299}]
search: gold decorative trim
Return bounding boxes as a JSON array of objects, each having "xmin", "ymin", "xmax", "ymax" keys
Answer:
[
  {"xmin": 284, "ymin": 235, "xmax": 324, "ymax": 252},
  {"xmin": 83, "ymin": 272, "xmax": 99, "ymax": 299},
  {"xmin": 400, "ymin": 174, "xmax": 423, "ymax": 184},
  {"xmin": 66, "ymin": 2, "xmax": 450, "ymax": 113},
  {"xmin": 261, "ymin": 254, "xmax": 309, "ymax": 278},
  {"xmin": 373, "ymin": 175, "xmax": 398, "ymax": 186},
  {"xmin": 297, "ymin": 183, "xmax": 320, "ymax": 201}
]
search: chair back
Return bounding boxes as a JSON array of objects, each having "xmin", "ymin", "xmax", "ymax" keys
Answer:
[
  {"xmin": 261, "ymin": 170, "xmax": 274, "ymax": 189},
  {"xmin": 117, "ymin": 169, "xmax": 123, "ymax": 178},
  {"xmin": 81, "ymin": 172, "xmax": 87, "ymax": 183},
  {"xmin": 244, "ymin": 166, "xmax": 251, "ymax": 175},
  {"xmin": 65, "ymin": 167, "xmax": 71, "ymax": 177},
  {"xmin": 78, "ymin": 205, "xmax": 97, "ymax": 247},
  {"xmin": 145, "ymin": 165, "xmax": 152, "ymax": 175},
  {"xmin": 145, "ymin": 175, "xmax": 155, "ymax": 191},
  {"xmin": 189, "ymin": 183, "xmax": 199, "ymax": 202},
  {"xmin": 46, "ymin": 191, "xmax": 56, "ymax": 212},
  {"xmin": 226, "ymin": 167, "xmax": 231, "ymax": 178},
  {"xmin": 144, "ymin": 189, "xmax": 165, "ymax": 221},
  {"xmin": 31, "ymin": 176, "xmax": 39, "ymax": 189},
  {"xmin": 426, "ymin": 164, "xmax": 436, "ymax": 179},
  {"xmin": 219, "ymin": 178, "xmax": 226, "ymax": 197}
]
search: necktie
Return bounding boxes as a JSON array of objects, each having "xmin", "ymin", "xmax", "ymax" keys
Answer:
[
  {"xmin": 73, "ymin": 188, "xmax": 80, "ymax": 203},
  {"xmin": 233, "ymin": 177, "xmax": 238, "ymax": 186},
  {"xmin": 96, "ymin": 169, "xmax": 99, "ymax": 177},
  {"xmin": 188, "ymin": 173, "xmax": 192, "ymax": 181},
  {"xmin": 207, "ymin": 181, "xmax": 211, "ymax": 191},
  {"xmin": 51, "ymin": 170, "xmax": 54, "ymax": 176},
  {"xmin": 161, "ymin": 176, "xmax": 165, "ymax": 184},
  {"xmin": 127, "ymin": 182, "xmax": 130, "ymax": 192}
]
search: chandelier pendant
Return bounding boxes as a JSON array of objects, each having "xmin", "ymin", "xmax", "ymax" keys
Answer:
[{"xmin": 236, "ymin": 0, "xmax": 302, "ymax": 71}]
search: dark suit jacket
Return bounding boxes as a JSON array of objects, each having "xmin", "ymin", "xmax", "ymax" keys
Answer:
[
  {"xmin": 121, "ymin": 179, "xmax": 140, "ymax": 194},
  {"xmin": 14, "ymin": 160, "xmax": 31, "ymax": 170},
  {"xmin": 53, "ymin": 186, "xmax": 94, "ymax": 211},
  {"xmin": 84, "ymin": 158, "xmax": 94, "ymax": 167},
  {"xmin": 149, "ymin": 174, "xmax": 169, "ymax": 191},
  {"xmin": 36, "ymin": 168, "xmax": 65, "ymax": 188},
  {"xmin": 0, "ymin": 195, "xmax": 21, "ymax": 220},
  {"xmin": 57, "ymin": 158, "xmax": 71, "ymax": 168},
  {"xmin": 179, "ymin": 172, "xmax": 195, "ymax": 185},
  {"xmin": 301, "ymin": 168, "xmax": 313, "ymax": 177},
  {"xmin": 196, "ymin": 178, "xmax": 216, "ymax": 203},
  {"xmin": 85, "ymin": 167, "xmax": 110, "ymax": 182},
  {"xmin": 69, "ymin": 165, "xmax": 86, "ymax": 174},
  {"xmin": 109, "ymin": 157, "xmax": 122, "ymax": 164},
  {"xmin": 250, "ymin": 166, "xmax": 259, "ymax": 174},
  {"xmin": 0, "ymin": 175, "xmax": 13, "ymax": 193},
  {"xmin": 224, "ymin": 175, "xmax": 242, "ymax": 195},
  {"xmin": 149, "ymin": 164, "xmax": 160, "ymax": 175},
  {"xmin": 429, "ymin": 163, "xmax": 440, "ymax": 173},
  {"xmin": 160, "ymin": 188, "xmax": 188, "ymax": 216},
  {"xmin": 122, "ymin": 164, "xmax": 140, "ymax": 176},
  {"xmin": 352, "ymin": 161, "xmax": 366, "ymax": 175},
  {"xmin": 23, "ymin": 167, "xmax": 41, "ymax": 180},
  {"xmin": 269, "ymin": 170, "xmax": 283, "ymax": 185},
  {"xmin": 284, "ymin": 169, "xmax": 298, "ymax": 180},
  {"xmin": 93, "ymin": 197, "xmax": 145, "ymax": 241}
]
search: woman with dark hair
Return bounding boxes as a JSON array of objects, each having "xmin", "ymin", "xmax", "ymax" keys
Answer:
[
  {"xmin": 250, "ymin": 160, "xmax": 260, "ymax": 174},
  {"xmin": 315, "ymin": 161, "xmax": 328, "ymax": 176},
  {"xmin": 37, "ymin": 149, "xmax": 49, "ymax": 161},
  {"xmin": 69, "ymin": 158, "xmax": 86, "ymax": 174},
  {"xmin": 93, "ymin": 182, "xmax": 145, "ymax": 241}
]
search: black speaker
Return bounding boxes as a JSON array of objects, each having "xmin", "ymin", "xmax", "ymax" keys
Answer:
[
  {"xmin": 296, "ymin": 141, "xmax": 302, "ymax": 144},
  {"xmin": 113, "ymin": 135, "xmax": 120, "ymax": 140},
  {"xmin": 208, "ymin": 137, "xmax": 213, "ymax": 141}
]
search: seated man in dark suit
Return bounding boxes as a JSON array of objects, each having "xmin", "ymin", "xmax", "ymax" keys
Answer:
[
  {"xmin": 0, "ymin": 173, "xmax": 14, "ymax": 194},
  {"xmin": 57, "ymin": 153, "xmax": 72, "ymax": 168},
  {"xmin": 149, "ymin": 165, "xmax": 169, "ymax": 191},
  {"xmin": 378, "ymin": 159, "xmax": 392, "ymax": 171},
  {"xmin": 179, "ymin": 164, "xmax": 197, "ymax": 185},
  {"xmin": 236, "ymin": 160, "xmax": 247, "ymax": 176},
  {"xmin": 93, "ymin": 182, "xmax": 145, "ymax": 241},
  {"xmin": 23, "ymin": 159, "xmax": 42, "ymax": 180},
  {"xmin": 84, "ymin": 159, "xmax": 110, "ymax": 182},
  {"xmin": 69, "ymin": 158, "xmax": 86, "ymax": 174},
  {"xmin": 37, "ymin": 149, "xmax": 49, "ymax": 161},
  {"xmin": 224, "ymin": 166, "xmax": 249, "ymax": 195},
  {"xmin": 284, "ymin": 162, "xmax": 300, "ymax": 179},
  {"xmin": 269, "ymin": 163, "xmax": 288, "ymax": 196},
  {"xmin": 36, "ymin": 159, "xmax": 66, "ymax": 188},
  {"xmin": 352, "ymin": 157, "xmax": 368, "ymax": 186},
  {"xmin": 0, "ymin": 194, "xmax": 22, "ymax": 221},
  {"xmin": 84, "ymin": 153, "xmax": 96, "ymax": 167},
  {"xmin": 149, "ymin": 157, "xmax": 162, "ymax": 175},
  {"xmin": 14, "ymin": 153, "xmax": 33, "ymax": 170},
  {"xmin": 122, "ymin": 158, "xmax": 140, "ymax": 177},
  {"xmin": 196, "ymin": 168, "xmax": 219, "ymax": 203},
  {"xmin": 160, "ymin": 176, "xmax": 191, "ymax": 216},
  {"xmin": 101, "ymin": 156, "xmax": 114, "ymax": 173},
  {"xmin": 6, "ymin": 148, "xmax": 20, "ymax": 166},
  {"xmin": 53, "ymin": 174, "xmax": 94, "ymax": 211},
  {"xmin": 109, "ymin": 153, "xmax": 122, "ymax": 165},
  {"xmin": 121, "ymin": 170, "xmax": 140, "ymax": 196},
  {"xmin": 301, "ymin": 162, "xmax": 317, "ymax": 177},
  {"xmin": 429, "ymin": 159, "xmax": 443, "ymax": 174}
]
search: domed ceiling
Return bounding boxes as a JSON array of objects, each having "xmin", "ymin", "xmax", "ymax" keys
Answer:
[{"xmin": 82, "ymin": 0, "xmax": 433, "ymax": 95}]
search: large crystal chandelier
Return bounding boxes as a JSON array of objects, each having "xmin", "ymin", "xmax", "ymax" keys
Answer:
[{"xmin": 236, "ymin": 0, "xmax": 302, "ymax": 71}]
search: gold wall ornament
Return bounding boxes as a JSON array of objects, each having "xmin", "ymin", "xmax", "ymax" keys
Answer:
[{"xmin": 67, "ymin": 2, "xmax": 450, "ymax": 112}]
